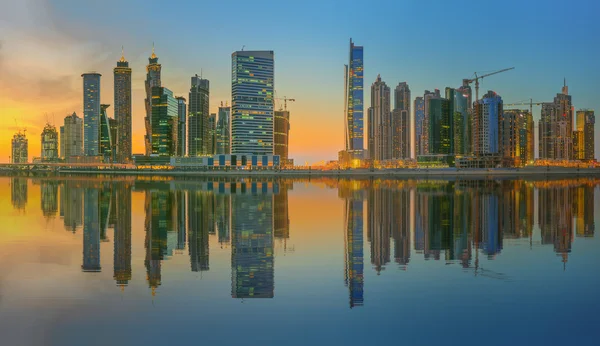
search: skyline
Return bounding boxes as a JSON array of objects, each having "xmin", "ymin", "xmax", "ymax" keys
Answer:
[{"xmin": 1, "ymin": 0, "xmax": 599, "ymax": 164}]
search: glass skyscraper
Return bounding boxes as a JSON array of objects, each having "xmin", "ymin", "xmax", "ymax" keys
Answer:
[
  {"xmin": 82, "ymin": 72, "xmax": 101, "ymax": 156},
  {"xmin": 151, "ymin": 86, "xmax": 178, "ymax": 156},
  {"xmin": 345, "ymin": 39, "xmax": 364, "ymax": 157},
  {"xmin": 176, "ymin": 97, "xmax": 187, "ymax": 157},
  {"xmin": 216, "ymin": 104, "xmax": 231, "ymax": 154},
  {"xmin": 144, "ymin": 47, "xmax": 162, "ymax": 155},
  {"xmin": 188, "ymin": 75, "xmax": 210, "ymax": 156},
  {"xmin": 231, "ymin": 50, "xmax": 274, "ymax": 155},
  {"xmin": 114, "ymin": 50, "xmax": 132, "ymax": 163}
]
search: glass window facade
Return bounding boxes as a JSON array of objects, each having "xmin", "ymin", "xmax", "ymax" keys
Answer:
[
  {"xmin": 346, "ymin": 40, "xmax": 364, "ymax": 154},
  {"xmin": 231, "ymin": 51, "xmax": 274, "ymax": 155},
  {"xmin": 151, "ymin": 87, "xmax": 178, "ymax": 156},
  {"xmin": 82, "ymin": 73, "xmax": 101, "ymax": 156}
]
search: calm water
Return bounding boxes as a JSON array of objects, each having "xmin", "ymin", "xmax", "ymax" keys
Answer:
[{"xmin": 1, "ymin": 176, "xmax": 599, "ymax": 346}]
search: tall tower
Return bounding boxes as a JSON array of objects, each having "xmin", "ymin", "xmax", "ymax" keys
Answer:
[
  {"xmin": 345, "ymin": 39, "xmax": 364, "ymax": 159},
  {"xmin": 414, "ymin": 97, "xmax": 425, "ymax": 156},
  {"xmin": 41, "ymin": 123, "xmax": 59, "ymax": 161},
  {"xmin": 392, "ymin": 82, "xmax": 411, "ymax": 159},
  {"xmin": 176, "ymin": 97, "xmax": 187, "ymax": 157},
  {"xmin": 82, "ymin": 72, "xmax": 101, "ymax": 156},
  {"xmin": 369, "ymin": 75, "xmax": 391, "ymax": 161},
  {"xmin": 114, "ymin": 48, "xmax": 132, "ymax": 163},
  {"xmin": 188, "ymin": 75, "xmax": 210, "ymax": 156},
  {"xmin": 576, "ymin": 109, "xmax": 595, "ymax": 161},
  {"xmin": 474, "ymin": 91, "xmax": 502, "ymax": 155},
  {"xmin": 216, "ymin": 103, "xmax": 231, "ymax": 155},
  {"xmin": 274, "ymin": 110, "xmax": 290, "ymax": 165},
  {"xmin": 144, "ymin": 45, "xmax": 162, "ymax": 155},
  {"xmin": 61, "ymin": 112, "xmax": 83, "ymax": 159},
  {"xmin": 423, "ymin": 89, "xmax": 441, "ymax": 155},
  {"xmin": 231, "ymin": 50, "xmax": 274, "ymax": 155},
  {"xmin": 11, "ymin": 130, "xmax": 28, "ymax": 163},
  {"xmin": 539, "ymin": 82, "xmax": 573, "ymax": 161},
  {"xmin": 150, "ymin": 87, "xmax": 178, "ymax": 156}
]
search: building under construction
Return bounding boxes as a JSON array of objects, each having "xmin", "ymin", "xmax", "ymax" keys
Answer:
[{"xmin": 11, "ymin": 130, "xmax": 28, "ymax": 163}]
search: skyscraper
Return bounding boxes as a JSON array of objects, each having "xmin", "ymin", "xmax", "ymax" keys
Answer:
[
  {"xmin": 41, "ymin": 123, "xmax": 58, "ymax": 161},
  {"xmin": 188, "ymin": 75, "xmax": 210, "ymax": 156},
  {"xmin": 231, "ymin": 50, "xmax": 275, "ymax": 155},
  {"xmin": 576, "ymin": 109, "xmax": 595, "ymax": 161},
  {"xmin": 114, "ymin": 49, "xmax": 132, "ymax": 163},
  {"xmin": 144, "ymin": 46, "xmax": 162, "ymax": 155},
  {"xmin": 344, "ymin": 39, "xmax": 364, "ymax": 159},
  {"xmin": 151, "ymin": 87, "xmax": 178, "ymax": 156},
  {"xmin": 274, "ymin": 110, "xmax": 291, "ymax": 165},
  {"xmin": 176, "ymin": 97, "xmax": 187, "ymax": 157},
  {"xmin": 82, "ymin": 72, "xmax": 101, "ymax": 156},
  {"xmin": 216, "ymin": 103, "xmax": 231, "ymax": 155},
  {"xmin": 369, "ymin": 75, "xmax": 391, "ymax": 161},
  {"xmin": 423, "ymin": 89, "xmax": 441, "ymax": 155},
  {"xmin": 519, "ymin": 110, "xmax": 534, "ymax": 164},
  {"xmin": 414, "ymin": 97, "xmax": 425, "ymax": 156},
  {"xmin": 209, "ymin": 113, "xmax": 217, "ymax": 155},
  {"xmin": 428, "ymin": 96, "xmax": 452, "ymax": 155},
  {"xmin": 500, "ymin": 109, "xmax": 522, "ymax": 167},
  {"xmin": 539, "ymin": 82, "xmax": 573, "ymax": 161},
  {"xmin": 473, "ymin": 91, "xmax": 502, "ymax": 155},
  {"xmin": 11, "ymin": 130, "xmax": 28, "ymax": 163},
  {"xmin": 60, "ymin": 112, "xmax": 83, "ymax": 159},
  {"xmin": 99, "ymin": 104, "xmax": 114, "ymax": 162},
  {"xmin": 448, "ymin": 88, "xmax": 470, "ymax": 155},
  {"xmin": 392, "ymin": 82, "xmax": 410, "ymax": 159}
]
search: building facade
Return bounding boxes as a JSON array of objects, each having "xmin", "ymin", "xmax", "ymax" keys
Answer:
[
  {"xmin": 82, "ymin": 72, "xmax": 101, "ymax": 156},
  {"xmin": 99, "ymin": 104, "xmax": 114, "ymax": 162},
  {"xmin": 209, "ymin": 113, "xmax": 217, "ymax": 155},
  {"xmin": 216, "ymin": 104, "xmax": 231, "ymax": 155},
  {"xmin": 473, "ymin": 91, "xmax": 502, "ymax": 155},
  {"xmin": 176, "ymin": 97, "xmax": 186, "ymax": 157},
  {"xmin": 448, "ymin": 88, "xmax": 470, "ymax": 155},
  {"xmin": 274, "ymin": 110, "xmax": 291, "ymax": 165},
  {"xmin": 344, "ymin": 39, "xmax": 364, "ymax": 159},
  {"xmin": 500, "ymin": 109, "xmax": 521, "ymax": 167},
  {"xmin": 428, "ymin": 96, "xmax": 452, "ymax": 155},
  {"xmin": 114, "ymin": 50, "xmax": 132, "ymax": 163},
  {"xmin": 41, "ymin": 123, "xmax": 59, "ymax": 161},
  {"xmin": 188, "ymin": 75, "xmax": 210, "ymax": 156},
  {"xmin": 576, "ymin": 109, "xmax": 595, "ymax": 161},
  {"xmin": 423, "ymin": 89, "xmax": 441, "ymax": 155},
  {"xmin": 392, "ymin": 82, "xmax": 410, "ymax": 159},
  {"xmin": 151, "ymin": 87, "xmax": 178, "ymax": 156},
  {"xmin": 11, "ymin": 130, "xmax": 28, "ymax": 163},
  {"xmin": 539, "ymin": 83, "xmax": 573, "ymax": 161},
  {"xmin": 144, "ymin": 47, "xmax": 162, "ymax": 155},
  {"xmin": 414, "ymin": 97, "xmax": 425, "ymax": 156},
  {"xmin": 369, "ymin": 75, "xmax": 391, "ymax": 161},
  {"xmin": 60, "ymin": 112, "xmax": 83, "ymax": 159},
  {"xmin": 231, "ymin": 50, "xmax": 274, "ymax": 155}
]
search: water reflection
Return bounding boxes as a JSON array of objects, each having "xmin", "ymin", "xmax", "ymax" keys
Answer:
[{"xmin": 5, "ymin": 176, "xmax": 598, "ymax": 308}]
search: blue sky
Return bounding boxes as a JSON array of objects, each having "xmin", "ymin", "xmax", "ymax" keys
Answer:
[{"xmin": 1, "ymin": 0, "xmax": 598, "ymax": 163}]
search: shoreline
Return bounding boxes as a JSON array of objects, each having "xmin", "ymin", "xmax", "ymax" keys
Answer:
[{"xmin": 2, "ymin": 166, "xmax": 599, "ymax": 178}]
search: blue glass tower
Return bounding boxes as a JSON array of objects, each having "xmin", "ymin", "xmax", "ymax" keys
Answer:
[
  {"xmin": 231, "ymin": 50, "xmax": 274, "ymax": 155},
  {"xmin": 82, "ymin": 72, "xmax": 101, "ymax": 156},
  {"xmin": 345, "ymin": 39, "xmax": 364, "ymax": 158}
]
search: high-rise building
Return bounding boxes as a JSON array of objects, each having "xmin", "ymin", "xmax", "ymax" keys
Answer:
[
  {"xmin": 11, "ymin": 130, "xmax": 28, "ymax": 163},
  {"xmin": 144, "ymin": 46, "xmax": 162, "ymax": 155},
  {"xmin": 209, "ymin": 113, "xmax": 217, "ymax": 155},
  {"xmin": 414, "ymin": 97, "xmax": 425, "ymax": 156},
  {"xmin": 60, "ymin": 112, "xmax": 83, "ymax": 159},
  {"xmin": 473, "ymin": 91, "xmax": 502, "ymax": 155},
  {"xmin": 368, "ymin": 75, "xmax": 391, "ymax": 161},
  {"xmin": 539, "ymin": 82, "xmax": 573, "ymax": 161},
  {"xmin": 392, "ymin": 82, "xmax": 410, "ymax": 159},
  {"xmin": 114, "ymin": 49, "xmax": 132, "ymax": 163},
  {"xmin": 99, "ymin": 104, "xmax": 114, "ymax": 162},
  {"xmin": 151, "ymin": 87, "xmax": 178, "ymax": 156},
  {"xmin": 500, "ymin": 109, "xmax": 522, "ymax": 167},
  {"xmin": 428, "ymin": 96, "xmax": 452, "ymax": 155},
  {"xmin": 82, "ymin": 72, "xmax": 101, "ymax": 156},
  {"xmin": 423, "ymin": 89, "xmax": 441, "ymax": 155},
  {"xmin": 176, "ymin": 97, "xmax": 186, "ymax": 157},
  {"xmin": 188, "ymin": 75, "xmax": 210, "ymax": 156},
  {"xmin": 41, "ymin": 123, "xmax": 59, "ymax": 161},
  {"xmin": 448, "ymin": 88, "xmax": 470, "ymax": 155},
  {"xmin": 576, "ymin": 109, "xmax": 595, "ymax": 161},
  {"xmin": 231, "ymin": 50, "xmax": 275, "ymax": 155},
  {"xmin": 216, "ymin": 103, "xmax": 231, "ymax": 155},
  {"xmin": 518, "ymin": 110, "xmax": 535, "ymax": 164},
  {"xmin": 344, "ymin": 39, "xmax": 364, "ymax": 160},
  {"xmin": 274, "ymin": 110, "xmax": 291, "ymax": 165}
]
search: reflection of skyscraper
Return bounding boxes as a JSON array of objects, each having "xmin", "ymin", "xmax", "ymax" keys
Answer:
[
  {"xmin": 574, "ymin": 185, "xmax": 594, "ymax": 238},
  {"xmin": 40, "ymin": 181, "xmax": 58, "ymax": 218},
  {"xmin": 175, "ymin": 190, "xmax": 186, "ymax": 251},
  {"xmin": 61, "ymin": 181, "xmax": 83, "ymax": 232},
  {"xmin": 99, "ymin": 186, "xmax": 112, "ymax": 242},
  {"xmin": 274, "ymin": 181, "xmax": 291, "ymax": 241},
  {"xmin": 480, "ymin": 192, "xmax": 501, "ymax": 258},
  {"xmin": 367, "ymin": 187, "xmax": 391, "ymax": 273},
  {"xmin": 231, "ymin": 182, "xmax": 275, "ymax": 298},
  {"xmin": 188, "ymin": 191, "xmax": 211, "ymax": 272},
  {"xmin": 392, "ymin": 188, "xmax": 411, "ymax": 266},
  {"xmin": 427, "ymin": 186, "xmax": 454, "ymax": 259},
  {"xmin": 11, "ymin": 178, "xmax": 28, "ymax": 210},
  {"xmin": 215, "ymin": 184, "xmax": 231, "ymax": 246},
  {"xmin": 82, "ymin": 188, "xmax": 101, "ymax": 272},
  {"xmin": 144, "ymin": 188, "xmax": 172, "ymax": 290},
  {"xmin": 114, "ymin": 182, "xmax": 132, "ymax": 288},
  {"xmin": 538, "ymin": 185, "xmax": 573, "ymax": 267},
  {"xmin": 341, "ymin": 183, "xmax": 364, "ymax": 308}
]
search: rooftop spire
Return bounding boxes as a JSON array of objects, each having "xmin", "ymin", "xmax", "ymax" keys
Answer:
[
  {"xmin": 151, "ymin": 42, "xmax": 157, "ymax": 59},
  {"xmin": 119, "ymin": 46, "xmax": 126, "ymax": 62}
]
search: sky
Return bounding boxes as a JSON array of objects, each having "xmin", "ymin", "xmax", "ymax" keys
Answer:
[{"xmin": 0, "ymin": 0, "xmax": 599, "ymax": 164}]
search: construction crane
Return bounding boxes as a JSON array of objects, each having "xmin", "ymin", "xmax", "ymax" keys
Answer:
[
  {"xmin": 504, "ymin": 98, "xmax": 550, "ymax": 116},
  {"xmin": 274, "ymin": 96, "xmax": 296, "ymax": 111},
  {"xmin": 463, "ymin": 67, "xmax": 515, "ymax": 103}
]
